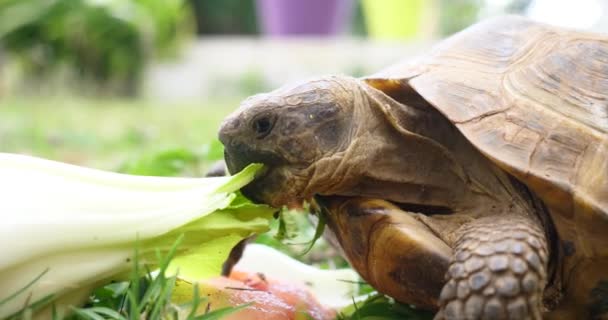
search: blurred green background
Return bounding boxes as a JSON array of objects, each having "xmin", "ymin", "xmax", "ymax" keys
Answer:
[{"xmin": 3, "ymin": 0, "xmax": 606, "ymax": 171}]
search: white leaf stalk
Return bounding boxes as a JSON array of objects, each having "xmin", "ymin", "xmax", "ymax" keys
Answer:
[{"xmin": 0, "ymin": 153, "xmax": 262, "ymax": 318}]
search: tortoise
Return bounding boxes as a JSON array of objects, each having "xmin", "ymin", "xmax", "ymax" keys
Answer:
[{"xmin": 218, "ymin": 16, "xmax": 608, "ymax": 319}]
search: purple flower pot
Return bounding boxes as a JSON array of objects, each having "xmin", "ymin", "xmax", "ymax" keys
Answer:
[{"xmin": 256, "ymin": 0, "xmax": 353, "ymax": 36}]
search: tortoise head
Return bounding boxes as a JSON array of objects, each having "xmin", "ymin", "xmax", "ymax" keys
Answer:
[
  {"xmin": 220, "ymin": 75, "xmax": 473, "ymax": 209},
  {"xmin": 219, "ymin": 76, "xmax": 363, "ymax": 207}
]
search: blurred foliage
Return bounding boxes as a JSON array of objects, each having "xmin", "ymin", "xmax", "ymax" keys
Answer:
[
  {"xmin": 350, "ymin": 0, "xmax": 368, "ymax": 37},
  {"xmin": 120, "ymin": 141, "xmax": 224, "ymax": 177},
  {"xmin": 438, "ymin": 0, "xmax": 531, "ymax": 36},
  {"xmin": 499, "ymin": 0, "xmax": 532, "ymax": 14},
  {"xmin": 189, "ymin": 0, "xmax": 258, "ymax": 35},
  {"xmin": 0, "ymin": 0, "xmax": 188, "ymax": 96},
  {"xmin": 510, "ymin": 0, "xmax": 532, "ymax": 12},
  {"xmin": 438, "ymin": 0, "xmax": 481, "ymax": 36},
  {"xmin": 0, "ymin": 97, "xmax": 235, "ymax": 169},
  {"xmin": 120, "ymin": 147, "xmax": 204, "ymax": 177},
  {"xmin": 235, "ymin": 69, "xmax": 271, "ymax": 96}
]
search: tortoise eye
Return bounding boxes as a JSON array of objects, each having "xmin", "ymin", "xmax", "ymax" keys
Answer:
[{"xmin": 251, "ymin": 113, "xmax": 276, "ymax": 139}]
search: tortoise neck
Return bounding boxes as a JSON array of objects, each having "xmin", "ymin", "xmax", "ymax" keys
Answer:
[
  {"xmin": 358, "ymin": 86, "xmax": 540, "ymax": 215},
  {"xmin": 333, "ymin": 87, "xmax": 475, "ymax": 211}
]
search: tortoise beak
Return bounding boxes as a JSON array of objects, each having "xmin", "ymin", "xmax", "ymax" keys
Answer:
[
  {"xmin": 219, "ymin": 116, "xmax": 283, "ymax": 174},
  {"xmin": 219, "ymin": 117, "xmax": 289, "ymax": 205},
  {"xmin": 219, "ymin": 116, "xmax": 245, "ymax": 174},
  {"xmin": 222, "ymin": 145, "xmax": 254, "ymax": 176}
]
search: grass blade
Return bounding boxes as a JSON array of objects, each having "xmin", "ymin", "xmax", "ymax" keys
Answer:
[
  {"xmin": 0, "ymin": 268, "xmax": 49, "ymax": 306},
  {"xmin": 194, "ymin": 303, "xmax": 252, "ymax": 320},
  {"xmin": 72, "ymin": 308, "xmax": 107, "ymax": 320}
]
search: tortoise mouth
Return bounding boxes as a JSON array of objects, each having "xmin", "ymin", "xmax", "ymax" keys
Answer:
[
  {"xmin": 315, "ymin": 194, "xmax": 454, "ymax": 217},
  {"xmin": 224, "ymin": 145, "xmax": 285, "ymax": 176},
  {"xmin": 393, "ymin": 202, "xmax": 453, "ymax": 216},
  {"xmin": 225, "ymin": 153, "xmax": 308, "ymax": 207}
]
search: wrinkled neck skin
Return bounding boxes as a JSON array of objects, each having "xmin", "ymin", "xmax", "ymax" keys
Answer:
[{"xmin": 310, "ymin": 83, "xmax": 545, "ymax": 245}]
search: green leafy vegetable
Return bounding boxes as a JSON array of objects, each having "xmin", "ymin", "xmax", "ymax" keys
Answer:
[{"xmin": 0, "ymin": 153, "xmax": 274, "ymax": 319}]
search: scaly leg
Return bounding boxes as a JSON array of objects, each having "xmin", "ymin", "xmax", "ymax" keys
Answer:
[{"xmin": 435, "ymin": 215, "xmax": 549, "ymax": 320}]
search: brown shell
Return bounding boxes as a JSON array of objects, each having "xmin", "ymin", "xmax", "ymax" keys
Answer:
[{"xmin": 365, "ymin": 16, "xmax": 608, "ymax": 314}]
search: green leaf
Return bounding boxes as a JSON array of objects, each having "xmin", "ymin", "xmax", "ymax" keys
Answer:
[
  {"xmin": 298, "ymin": 212, "xmax": 326, "ymax": 256},
  {"xmin": 215, "ymin": 163, "xmax": 265, "ymax": 193},
  {"xmin": 167, "ymin": 234, "xmax": 245, "ymax": 281},
  {"xmin": 166, "ymin": 195, "xmax": 274, "ymax": 281},
  {"xmin": 89, "ymin": 282, "xmax": 129, "ymax": 309},
  {"xmin": 194, "ymin": 303, "xmax": 252, "ymax": 320},
  {"xmin": 72, "ymin": 307, "xmax": 125, "ymax": 320},
  {"xmin": 72, "ymin": 308, "xmax": 107, "ymax": 320},
  {"xmin": 338, "ymin": 294, "xmax": 434, "ymax": 320},
  {"xmin": 275, "ymin": 209, "xmax": 301, "ymax": 241}
]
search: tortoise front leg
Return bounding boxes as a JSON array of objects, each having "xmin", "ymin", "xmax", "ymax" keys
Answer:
[
  {"xmin": 435, "ymin": 215, "xmax": 549, "ymax": 320},
  {"xmin": 319, "ymin": 197, "xmax": 453, "ymax": 310}
]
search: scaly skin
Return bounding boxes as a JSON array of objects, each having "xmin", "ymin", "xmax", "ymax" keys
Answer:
[{"xmin": 435, "ymin": 215, "xmax": 548, "ymax": 320}]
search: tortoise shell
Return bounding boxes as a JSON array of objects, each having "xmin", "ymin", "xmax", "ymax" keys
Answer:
[{"xmin": 364, "ymin": 16, "xmax": 608, "ymax": 317}]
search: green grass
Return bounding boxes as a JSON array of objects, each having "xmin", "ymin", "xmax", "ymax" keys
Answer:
[
  {"xmin": 0, "ymin": 97, "xmax": 236, "ymax": 170},
  {"xmin": 70, "ymin": 237, "xmax": 250, "ymax": 320},
  {"xmin": 4, "ymin": 237, "xmax": 250, "ymax": 320}
]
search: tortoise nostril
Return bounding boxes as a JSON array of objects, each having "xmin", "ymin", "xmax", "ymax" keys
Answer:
[
  {"xmin": 252, "ymin": 114, "xmax": 276, "ymax": 138},
  {"xmin": 218, "ymin": 117, "xmax": 239, "ymax": 146}
]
